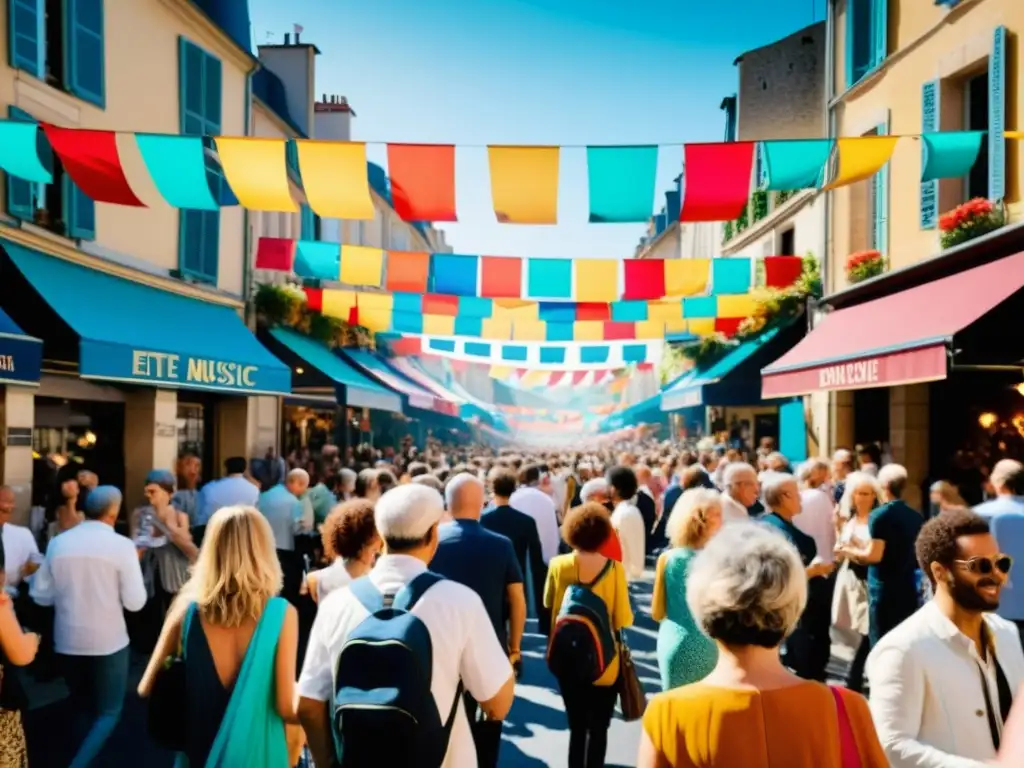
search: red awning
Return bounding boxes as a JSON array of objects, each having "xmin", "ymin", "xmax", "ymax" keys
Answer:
[{"xmin": 761, "ymin": 251, "xmax": 1024, "ymax": 398}]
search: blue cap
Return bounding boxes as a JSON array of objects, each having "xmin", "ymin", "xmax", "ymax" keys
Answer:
[
  {"xmin": 84, "ymin": 486, "xmax": 123, "ymax": 518},
  {"xmin": 145, "ymin": 469, "xmax": 176, "ymax": 488}
]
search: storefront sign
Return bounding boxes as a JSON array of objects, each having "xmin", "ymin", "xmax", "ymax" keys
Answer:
[
  {"xmin": 5, "ymin": 427, "xmax": 31, "ymax": 447},
  {"xmin": 761, "ymin": 344, "xmax": 948, "ymax": 399},
  {"xmin": 0, "ymin": 335, "xmax": 42, "ymax": 386},
  {"xmin": 78, "ymin": 340, "xmax": 292, "ymax": 396},
  {"xmin": 155, "ymin": 422, "xmax": 177, "ymax": 438}
]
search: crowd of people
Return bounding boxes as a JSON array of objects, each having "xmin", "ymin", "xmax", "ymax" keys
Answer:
[{"xmin": 0, "ymin": 435, "xmax": 1022, "ymax": 766}]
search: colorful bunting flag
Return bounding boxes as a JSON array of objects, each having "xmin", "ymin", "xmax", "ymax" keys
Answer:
[
  {"xmin": 623, "ymin": 259, "xmax": 667, "ymax": 301},
  {"xmin": 664, "ymin": 259, "xmax": 711, "ymax": 297},
  {"xmin": 680, "ymin": 142, "xmax": 755, "ymax": 221},
  {"xmin": 295, "ymin": 241, "xmax": 341, "ymax": 280},
  {"xmin": 255, "ymin": 237, "xmax": 295, "ymax": 271},
  {"xmin": 430, "ymin": 254, "xmax": 479, "ymax": 296},
  {"xmin": 136, "ymin": 134, "xmax": 219, "ymax": 210},
  {"xmin": 296, "ymin": 140, "xmax": 375, "ymax": 219},
  {"xmin": 215, "ymin": 137, "xmax": 296, "ymax": 211},
  {"xmin": 387, "ymin": 144, "xmax": 457, "ymax": 222},
  {"xmin": 526, "ymin": 259, "xmax": 572, "ymax": 300},
  {"xmin": 488, "ymin": 146, "xmax": 559, "ymax": 224},
  {"xmin": 921, "ymin": 131, "xmax": 985, "ymax": 182},
  {"xmin": 385, "ymin": 251, "xmax": 430, "ymax": 293},
  {"xmin": 480, "ymin": 256, "xmax": 523, "ymax": 298},
  {"xmin": 0, "ymin": 120, "xmax": 51, "ymax": 183},
  {"xmin": 586, "ymin": 145, "xmax": 659, "ymax": 223},
  {"xmin": 43, "ymin": 126, "xmax": 143, "ymax": 206},
  {"xmin": 340, "ymin": 245, "xmax": 384, "ymax": 287},
  {"xmin": 762, "ymin": 139, "xmax": 832, "ymax": 190},
  {"xmin": 764, "ymin": 255, "xmax": 804, "ymax": 287},
  {"xmin": 575, "ymin": 259, "xmax": 619, "ymax": 302},
  {"xmin": 824, "ymin": 136, "xmax": 899, "ymax": 190}
]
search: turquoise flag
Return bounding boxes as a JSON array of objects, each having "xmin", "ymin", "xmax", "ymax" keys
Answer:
[
  {"xmin": 136, "ymin": 134, "xmax": 220, "ymax": 210},
  {"xmin": 586, "ymin": 145, "xmax": 659, "ymax": 222},
  {"xmin": 526, "ymin": 258, "xmax": 572, "ymax": 299},
  {"xmin": 294, "ymin": 241, "xmax": 340, "ymax": 280},
  {"xmin": 921, "ymin": 131, "xmax": 984, "ymax": 182},
  {"xmin": 0, "ymin": 121, "xmax": 52, "ymax": 183},
  {"xmin": 762, "ymin": 139, "xmax": 833, "ymax": 190}
]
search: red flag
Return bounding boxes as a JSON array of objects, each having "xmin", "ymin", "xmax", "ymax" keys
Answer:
[
  {"xmin": 43, "ymin": 125, "xmax": 144, "ymax": 206},
  {"xmin": 387, "ymin": 144, "xmax": 457, "ymax": 222},
  {"xmin": 255, "ymin": 237, "xmax": 295, "ymax": 271},
  {"xmin": 680, "ymin": 142, "xmax": 755, "ymax": 222}
]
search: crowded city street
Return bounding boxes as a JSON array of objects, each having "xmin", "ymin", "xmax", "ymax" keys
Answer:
[{"xmin": 0, "ymin": 0, "xmax": 1023, "ymax": 766}]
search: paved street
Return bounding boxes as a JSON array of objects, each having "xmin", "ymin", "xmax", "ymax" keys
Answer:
[{"xmin": 21, "ymin": 566, "xmax": 853, "ymax": 767}]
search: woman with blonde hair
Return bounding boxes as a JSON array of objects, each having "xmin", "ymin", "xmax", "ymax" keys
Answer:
[
  {"xmin": 652, "ymin": 488, "xmax": 723, "ymax": 690},
  {"xmin": 928, "ymin": 479, "xmax": 967, "ymax": 515},
  {"xmin": 638, "ymin": 524, "xmax": 887, "ymax": 767},
  {"xmin": 139, "ymin": 505, "xmax": 299, "ymax": 766}
]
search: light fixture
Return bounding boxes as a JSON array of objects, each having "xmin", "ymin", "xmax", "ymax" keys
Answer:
[
  {"xmin": 295, "ymin": 367, "xmax": 304, "ymax": 375},
  {"xmin": 978, "ymin": 412, "xmax": 998, "ymax": 429},
  {"xmin": 1016, "ymin": 382, "xmax": 1024, "ymax": 397}
]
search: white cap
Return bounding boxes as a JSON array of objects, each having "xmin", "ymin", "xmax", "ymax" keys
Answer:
[{"xmin": 374, "ymin": 484, "xmax": 445, "ymax": 541}]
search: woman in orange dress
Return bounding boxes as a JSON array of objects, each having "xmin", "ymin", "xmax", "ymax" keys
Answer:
[{"xmin": 637, "ymin": 522, "xmax": 887, "ymax": 768}]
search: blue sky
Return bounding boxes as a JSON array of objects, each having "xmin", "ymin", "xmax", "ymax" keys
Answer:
[{"xmin": 250, "ymin": 0, "xmax": 824, "ymax": 259}]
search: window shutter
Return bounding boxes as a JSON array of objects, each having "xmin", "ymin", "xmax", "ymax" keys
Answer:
[
  {"xmin": 755, "ymin": 143, "xmax": 768, "ymax": 189},
  {"xmin": 203, "ymin": 52, "xmax": 223, "ymax": 133},
  {"xmin": 5, "ymin": 107, "xmax": 37, "ymax": 221},
  {"xmin": 873, "ymin": 119, "xmax": 890, "ymax": 257},
  {"xmin": 846, "ymin": 0, "xmax": 874, "ymax": 87},
  {"xmin": 871, "ymin": 0, "xmax": 888, "ymax": 70},
  {"xmin": 66, "ymin": 0, "xmax": 105, "ymax": 107},
  {"xmin": 65, "ymin": 175, "xmax": 96, "ymax": 240},
  {"xmin": 8, "ymin": 0, "xmax": 41, "ymax": 77},
  {"xmin": 988, "ymin": 26, "xmax": 1006, "ymax": 203},
  {"xmin": 920, "ymin": 80, "xmax": 939, "ymax": 229}
]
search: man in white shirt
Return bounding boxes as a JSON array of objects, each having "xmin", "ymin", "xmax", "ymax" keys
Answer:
[
  {"xmin": 607, "ymin": 466, "xmax": 646, "ymax": 581},
  {"xmin": 868, "ymin": 509, "xmax": 1024, "ymax": 767},
  {"xmin": 509, "ymin": 464, "xmax": 561, "ymax": 563},
  {"xmin": 31, "ymin": 486, "xmax": 147, "ymax": 768},
  {"xmin": 720, "ymin": 462, "xmax": 757, "ymax": 522},
  {"xmin": 195, "ymin": 456, "xmax": 260, "ymax": 527},
  {"xmin": 793, "ymin": 459, "xmax": 837, "ymax": 565},
  {"xmin": 0, "ymin": 486, "xmax": 40, "ymax": 596},
  {"xmin": 297, "ymin": 484, "xmax": 515, "ymax": 768}
]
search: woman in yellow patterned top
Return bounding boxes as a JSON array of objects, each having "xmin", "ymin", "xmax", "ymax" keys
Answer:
[
  {"xmin": 638, "ymin": 523, "xmax": 887, "ymax": 768},
  {"xmin": 545, "ymin": 502, "xmax": 633, "ymax": 768}
]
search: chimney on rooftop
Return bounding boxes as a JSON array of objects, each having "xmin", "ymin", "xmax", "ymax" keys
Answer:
[
  {"xmin": 295, "ymin": 31, "xmax": 301, "ymax": 43},
  {"xmin": 283, "ymin": 32, "xmax": 290, "ymax": 44}
]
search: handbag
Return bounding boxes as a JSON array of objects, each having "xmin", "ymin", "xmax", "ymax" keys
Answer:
[
  {"xmin": 616, "ymin": 630, "xmax": 647, "ymax": 722},
  {"xmin": 147, "ymin": 603, "xmax": 196, "ymax": 751},
  {"xmin": 829, "ymin": 686, "xmax": 863, "ymax": 768}
]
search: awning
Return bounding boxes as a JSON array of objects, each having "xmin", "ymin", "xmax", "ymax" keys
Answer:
[
  {"xmin": 761, "ymin": 251, "xmax": 1024, "ymax": 398},
  {"xmin": 342, "ymin": 349, "xmax": 457, "ymax": 414},
  {"xmin": 0, "ymin": 307, "xmax": 41, "ymax": 386},
  {"xmin": 269, "ymin": 328, "xmax": 402, "ymax": 413},
  {"xmin": 379, "ymin": 358, "xmax": 463, "ymax": 418},
  {"xmin": 602, "ymin": 392, "xmax": 665, "ymax": 431},
  {"xmin": 662, "ymin": 326, "xmax": 790, "ymax": 411},
  {"xmin": 4, "ymin": 241, "xmax": 290, "ymax": 395}
]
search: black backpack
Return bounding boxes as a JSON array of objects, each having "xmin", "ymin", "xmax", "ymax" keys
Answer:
[{"xmin": 333, "ymin": 572, "xmax": 462, "ymax": 767}]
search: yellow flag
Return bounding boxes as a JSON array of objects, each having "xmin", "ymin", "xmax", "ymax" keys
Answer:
[
  {"xmin": 214, "ymin": 138, "xmax": 297, "ymax": 211},
  {"xmin": 823, "ymin": 136, "xmax": 900, "ymax": 190},
  {"xmin": 340, "ymin": 245, "xmax": 385, "ymax": 288},
  {"xmin": 488, "ymin": 146, "xmax": 560, "ymax": 223},
  {"xmin": 575, "ymin": 259, "xmax": 619, "ymax": 302},
  {"xmin": 296, "ymin": 140, "xmax": 375, "ymax": 219}
]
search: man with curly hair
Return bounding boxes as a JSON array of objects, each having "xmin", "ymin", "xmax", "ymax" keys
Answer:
[{"xmin": 867, "ymin": 509, "xmax": 1024, "ymax": 767}]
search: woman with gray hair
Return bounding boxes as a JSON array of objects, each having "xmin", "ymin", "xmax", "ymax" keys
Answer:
[{"xmin": 637, "ymin": 524, "xmax": 886, "ymax": 767}]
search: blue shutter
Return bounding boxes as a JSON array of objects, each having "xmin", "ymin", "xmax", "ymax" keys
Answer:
[
  {"xmin": 756, "ymin": 143, "xmax": 768, "ymax": 189},
  {"xmin": 871, "ymin": 0, "xmax": 888, "ymax": 70},
  {"xmin": 5, "ymin": 107, "xmax": 36, "ymax": 221},
  {"xmin": 65, "ymin": 0, "xmax": 105, "ymax": 107},
  {"xmin": 8, "ymin": 0, "xmax": 41, "ymax": 77},
  {"xmin": 873, "ymin": 120, "xmax": 890, "ymax": 257},
  {"xmin": 988, "ymin": 26, "xmax": 1006, "ymax": 203},
  {"xmin": 64, "ymin": 174, "xmax": 95, "ymax": 240},
  {"xmin": 920, "ymin": 80, "xmax": 939, "ymax": 229}
]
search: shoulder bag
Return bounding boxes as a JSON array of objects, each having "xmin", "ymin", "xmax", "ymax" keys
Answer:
[
  {"xmin": 615, "ymin": 563, "xmax": 647, "ymax": 721},
  {"xmin": 147, "ymin": 602, "xmax": 196, "ymax": 751}
]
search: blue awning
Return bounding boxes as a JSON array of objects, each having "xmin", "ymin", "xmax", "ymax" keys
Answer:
[
  {"xmin": 661, "ymin": 327, "xmax": 783, "ymax": 411},
  {"xmin": 601, "ymin": 391, "xmax": 666, "ymax": 431},
  {"xmin": 4, "ymin": 240, "xmax": 291, "ymax": 395},
  {"xmin": 341, "ymin": 349, "xmax": 447, "ymax": 412},
  {"xmin": 0, "ymin": 307, "xmax": 41, "ymax": 386},
  {"xmin": 269, "ymin": 328, "xmax": 402, "ymax": 413}
]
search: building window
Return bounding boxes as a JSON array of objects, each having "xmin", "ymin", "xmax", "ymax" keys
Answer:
[
  {"xmin": 8, "ymin": 0, "xmax": 106, "ymax": 107},
  {"xmin": 5, "ymin": 106, "xmax": 95, "ymax": 239},
  {"xmin": 963, "ymin": 71, "xmax": 990, "ymax": 201},
  {"xmin": 846, "ymin": 0, "xmax": 887, "ymax": 88},
  {"xmin": 178, "ymin": 37, "xmax": 223, "ymax": 284},
  {"xmin": 780, "ymin": 227, "xmax": 795, "ymax": 256}
]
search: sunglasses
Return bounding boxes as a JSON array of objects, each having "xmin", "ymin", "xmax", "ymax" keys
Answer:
[{"xmin": 953, "ymin": 554, "xmax": 1014, "ymax": 576}]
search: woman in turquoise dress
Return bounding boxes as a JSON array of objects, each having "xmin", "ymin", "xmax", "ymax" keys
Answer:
[
  {"xmin": 652, "ymin": 488, "xmax": 723, "ymax": 691},
  {"xmin": 139, "ymin": 504, "xmax": 301, "ymax": 766}
]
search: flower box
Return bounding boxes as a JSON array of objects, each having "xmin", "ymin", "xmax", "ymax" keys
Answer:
[
  {"xmin": 939, "ymin": 198, "xmax": 1004, "ymax": 249},
  {"xmin": 846, "ymin": 250, "xmax": 885, "ymax": 284}
]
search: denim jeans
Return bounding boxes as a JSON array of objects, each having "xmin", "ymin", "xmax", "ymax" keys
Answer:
[{"xmin": 60, "ymin": 646, "xmax": 130, "ymax": 767}]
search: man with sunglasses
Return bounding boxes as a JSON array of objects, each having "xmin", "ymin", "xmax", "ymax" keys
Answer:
[{"xmin": 867, "ymin": 509, "xmax": 1024, "ymax": 767}]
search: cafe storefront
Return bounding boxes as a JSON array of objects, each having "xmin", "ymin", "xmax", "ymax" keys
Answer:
[
  {"xmin": 0, "ymin": 239, "xmax": 291, "ymax": 513},
  {"xmin": 0, "ymin": 306, "xmax": 42, "ymax": 515},
  {"xmin": 761, "ymin": 230, "xmax": 1024, "ymax": 510}
]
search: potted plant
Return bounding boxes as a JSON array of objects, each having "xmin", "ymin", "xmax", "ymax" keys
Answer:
[
  {"xmin": 939, "ymin": 198, "xmax": 1005, "ymax": 249},
  {"xmin": 846, "ymin": 250, "xmax": 885, "ymax": 284}
]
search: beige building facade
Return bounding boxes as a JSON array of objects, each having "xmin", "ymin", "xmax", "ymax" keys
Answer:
[{"xmin": 0, "ymin": 0, "xmax": 287, "ymax": 521}]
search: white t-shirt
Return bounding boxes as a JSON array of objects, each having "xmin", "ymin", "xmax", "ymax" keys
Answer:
[
  {"xmin": 298, "ymin": 554, "xmax": 512, "ymax": 768},
  {"xmin": 720, "ymin": 494, "xmax": 751, "ymax": 523},
  {"xmin": 611, "ymin": 501, "xmax": 646, "ymax": 581},
  {"xmin": 509, "ymin": 486, "xmax": 561, "ymax": 562},
  {"xmin": 794, "ymin": 488, "xmax": 837, "ymax": 564}
]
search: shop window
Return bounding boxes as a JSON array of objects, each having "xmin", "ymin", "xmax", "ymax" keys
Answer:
[
  {"xmin": 963, "ymin": 72, "xmax": 990, "ymax": 202},
  {"xmin": 7, "ymin": 0, "xmax": 105, "ymax": 106},
  {"xmin": 779, "ymin": 227, "xmax": 795, "ymax": 256},
  {"xmin": 845, "ymin": 0, "xmax": 887, "ymax": 88},
  {"xmin": 176, "ymin": 402, "xmax": 204, "ymax": 459},
  {"xmin": 178, "ymin": 37, "xmax": 223, "ymax": 285}
]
